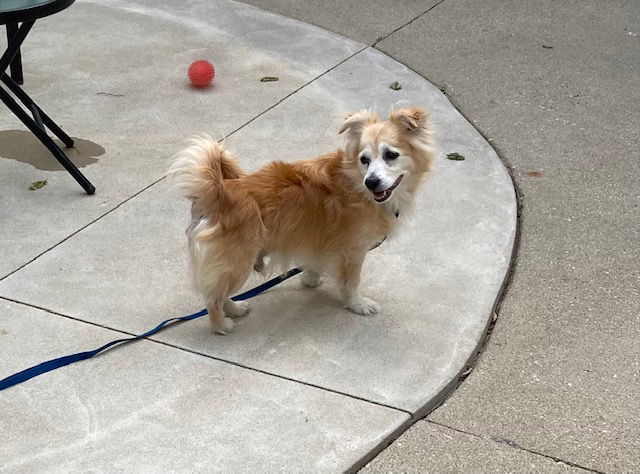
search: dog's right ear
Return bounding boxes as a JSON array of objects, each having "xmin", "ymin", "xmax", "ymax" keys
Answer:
[{"xmin": 338, "ymin": 109, "xmax": 378, "ymax": 135}]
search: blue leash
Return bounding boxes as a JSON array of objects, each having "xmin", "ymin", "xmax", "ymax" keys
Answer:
[{"xmin": 0, "ymin": 268, "xmax": 302, "ymax": 392}]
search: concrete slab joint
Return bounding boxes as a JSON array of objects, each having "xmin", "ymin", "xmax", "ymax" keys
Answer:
[{"xmin": 0, "ymin": 0, "xmax": 516, "ymax": 471}]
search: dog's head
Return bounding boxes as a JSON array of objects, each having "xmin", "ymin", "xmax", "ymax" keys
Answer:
[{"xmin": 339, "ymin": 107, "xmax": 433, "ymax": 207}]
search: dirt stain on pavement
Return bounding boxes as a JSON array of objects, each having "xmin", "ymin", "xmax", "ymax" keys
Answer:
[{"xmin": 0, "ymin": 130, "xmax": 105, "ymax": 171}]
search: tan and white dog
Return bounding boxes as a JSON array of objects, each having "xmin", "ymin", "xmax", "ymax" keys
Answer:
[{"xmin": 169, "ymin": 107, "xmax": 434, "ymax": 334}]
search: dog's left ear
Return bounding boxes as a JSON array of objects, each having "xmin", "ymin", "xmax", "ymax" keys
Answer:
[{"xmin": 390, "ymin": 107, "xmax": 429, "ymax": 133}]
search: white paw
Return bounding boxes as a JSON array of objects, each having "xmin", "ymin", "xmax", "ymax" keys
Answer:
[
  {"xmin": 301, "ymin": 271, "xmax": 321, "ymax": 288},
  {"xmin": 224, "ymin": 300, "xmax": 250, "ymax": 318},
  {"xmin": 348, "ymin": 297, "xmax": 380, "ymax": 316},
  {"xmin": 213, "ymin": 317, "xmax": 235, "ymax": 335}
]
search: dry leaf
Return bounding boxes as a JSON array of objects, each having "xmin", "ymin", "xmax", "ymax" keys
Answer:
[{"xmin": 30, "ymin": 180, "xmax": 47, "ymax": 190}]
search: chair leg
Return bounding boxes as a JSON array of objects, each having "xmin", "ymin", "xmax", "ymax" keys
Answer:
[
  {"xmin": 0, "ymin": 84, "xmax": 95, "ymax": 195},
  {"xmin": 2, "ymin": 74, "xmax": 74, "ymax": 147}
]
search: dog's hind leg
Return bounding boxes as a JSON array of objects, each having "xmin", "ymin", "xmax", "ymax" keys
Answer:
[
  {"xmin": 202, "ymin": 240, "xmax": 259, "ymax": 333},
  {"xmin": 301, "ymin": 269, "xmax": 322, "ymax": 288},
  {"xmin": 205, "ymin": 265, "xmax": 253, "ymax": 333},
  {"xmin": 208, "ymin": 299, "xmax": 234, "ymax": 335},
  {"xmin": 223, "ymin": 299, "xmax": 250, "ymax": 318},
  {"xmin": 191, "ymin": 188, "xmax": 264, "ymax": 333}
]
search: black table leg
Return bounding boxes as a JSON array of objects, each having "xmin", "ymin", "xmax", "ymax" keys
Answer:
[
  {"xmin": 0, "ymin": 84, "xmax": 95, "ymax": 195},
  {"xmin": 0, "ymin": 20, "xmax": 95, "ymax": 195},
  {"xmin": 0, "ymin": 20, "xmax": 32, "ymax": 74},
  {"xmin": 5, "ymin": 23, "xmax": 23, "ymax": 84},
  {"xmin": 2, "ymin": 74, "xmax": 74, "ymax": 147}
]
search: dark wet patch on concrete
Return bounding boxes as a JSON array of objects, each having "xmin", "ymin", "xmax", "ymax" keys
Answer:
[{"xmin": 0, "ymin": 130, "xmax": 105, "ymax": 171}]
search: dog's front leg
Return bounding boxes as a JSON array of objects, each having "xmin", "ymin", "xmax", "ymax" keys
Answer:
[{"xmin": 339, "ymin": 251, "xmax": 379, "ymax": 316}]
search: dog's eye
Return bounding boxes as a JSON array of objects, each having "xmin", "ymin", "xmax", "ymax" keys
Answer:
[
  {"xmin": 360, "ymin": 155, "xmax": 370, "ymax": 165},
  {"xmin": 384, "ymin": 150, "xmax": 400, "ymax": 161}
]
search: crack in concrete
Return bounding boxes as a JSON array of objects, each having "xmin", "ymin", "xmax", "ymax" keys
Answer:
[{"xmin": 427, "ymin": 420, "xmax": 605, "ymax": 473}]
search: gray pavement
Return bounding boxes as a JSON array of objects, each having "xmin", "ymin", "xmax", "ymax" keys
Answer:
[
  {"xmin": 242, "ymin": 0, "xmax": 640, "ymax": 472},
  {"xmin": 361, "ymin": 421, "xmax": 591, "ymax": 474},
  {"xmin": 0, "ymin": 0, "xmax": 517, "ymax": 472},
  {"xmin": 1, "ymin": 300, "xmax": 404, "ymax": 472},
  {"xmin": 1, "ymin": 0, "xmax": 637, "ymax": 471}
]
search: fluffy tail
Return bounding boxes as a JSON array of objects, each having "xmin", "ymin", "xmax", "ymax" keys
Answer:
[{"xmin": 169, "ymin": 135, "xmax": 244, "ymax": 215}]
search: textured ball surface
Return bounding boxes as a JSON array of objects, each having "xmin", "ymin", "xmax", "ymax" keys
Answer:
[{"xmin": 188, "ymin": 60, "xmax": 215, "ymax": 88}]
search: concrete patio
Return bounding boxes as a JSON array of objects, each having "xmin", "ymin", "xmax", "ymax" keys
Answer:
[
  {"xmin": 0, "ymin": 0, "xmax": 515, "ymax": 471},
  {"xmin": 5, "ymin": 0, "xmax": 637, "ymax": 472}
]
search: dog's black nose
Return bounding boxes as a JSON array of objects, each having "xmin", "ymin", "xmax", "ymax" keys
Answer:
[{"xmin": 365, "ymin": 176, "xmax": 380, "ymax": 190}]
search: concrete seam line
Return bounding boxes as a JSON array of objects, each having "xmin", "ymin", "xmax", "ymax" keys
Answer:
[
  {"xmin": 372, "ymin": 0, "xmax": 448, "ymax": 47},
  {"xmin": 0, "ymin": 296, "xmax": 413, "ymax": 417},
  {"xmin": 0, "ymin": 46, "xmax": 369, "ymax": 283},
  {"xmin": 0, "ymin": 175, "xmax": 167, "ymax": 283},
  {"xmin": 223, "ymin": 45, "xmax": 368, "ymax": 139}
]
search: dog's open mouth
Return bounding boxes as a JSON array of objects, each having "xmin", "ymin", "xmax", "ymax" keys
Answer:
[{"xmin": 372, "ymin": 175, "xmax": 403, "ymax": 202}]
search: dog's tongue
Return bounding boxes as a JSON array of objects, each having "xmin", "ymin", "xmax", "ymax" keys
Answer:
[
  {"xmin": 372, "ymin": 175, "xmax": 402, "ymax": 202},
  {"xmin": 373, "ymin": 189, "xmax": 390, "ymax": 202}
]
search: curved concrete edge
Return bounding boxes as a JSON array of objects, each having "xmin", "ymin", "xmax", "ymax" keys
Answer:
[
  {"xmin": 349, "ymin": 186, "xmax": 519, "ymax": 473},
  {"xmin": 348, "ymin": 51, "xmax": 522, "ymax": 419},
  {"xmin": 0, "ymin": 0, "xmax": 518, "ymax": 471},
  {"xmin": 282, "ymin": 47, "xmax": 519, "ymax": 472}
]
